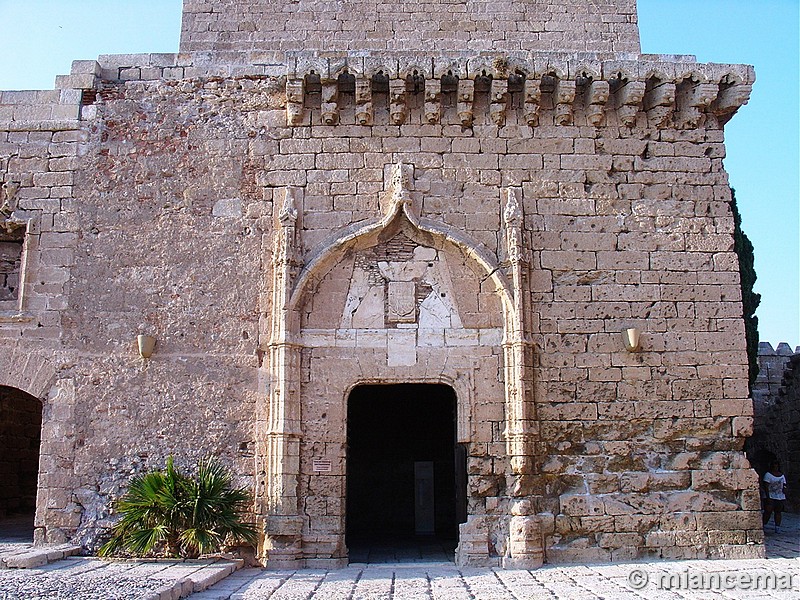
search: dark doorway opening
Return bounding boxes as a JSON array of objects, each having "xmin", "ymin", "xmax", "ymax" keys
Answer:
[
  {"xmin": 0, "ymin": 386, "xmax": 42, "ymax": 542},
  {"xmin": 346, "ymin": 383, "xmax": 465, "ymax": 563}
]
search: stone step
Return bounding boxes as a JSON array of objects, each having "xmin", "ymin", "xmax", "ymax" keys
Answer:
[
  {"xmin": 0, "ymin": 543, "xmax": 82, "ymax": 569},
  {"xmin": 142, "ymin": 558, "xmax": 245, "ymax": 600}
]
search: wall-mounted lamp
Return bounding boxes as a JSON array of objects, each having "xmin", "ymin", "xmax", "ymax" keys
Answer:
[
  {"xmin": 137, "ymin": 334, "xmax": 157, "ymax": 359},
  {"xmin": 622, "ymin": 328, "xmax": 641, "ymax": 353}
]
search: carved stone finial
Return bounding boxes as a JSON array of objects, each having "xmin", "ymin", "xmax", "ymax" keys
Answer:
[
  {"xmin": 279, "ymin": 188, "xmax": 299, "ymax": 225},
  {"xmin": 503, "ymin": 187, "xmax": 522, "ymax": 227},
  {"xmin": 389, "ymin": 162, "xmax": 411, "ymax": 206},
  {"xmin": 1, "ymin": 181, "xmax": 20, "ymax": 219},
  {"xmin": 503, "ymin": 187, "xmax": 525, "ymax": 264},
  {"xmin": 382, "ymin": 162, "xmax": 417, "ymax": 224}
]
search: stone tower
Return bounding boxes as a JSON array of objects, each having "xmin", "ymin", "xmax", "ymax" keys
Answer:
[
  {"xmin": 179, "ymin": 0, "xmax": 642, "ymax": 54},
  {"xmin": 0, "ymin": 0, "xmax": 761, "ymax": 567}
]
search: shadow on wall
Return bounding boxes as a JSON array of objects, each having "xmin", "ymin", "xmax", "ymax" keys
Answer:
[
  {"xmin": 746, "ymin": 342, "xmax": 800, "ymax": 512},
  {"xmin": 0, "ymin": 386, "xmax": 42, "ymax": 520}
]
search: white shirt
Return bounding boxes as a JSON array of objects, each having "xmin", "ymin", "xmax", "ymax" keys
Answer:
[{"xmin": 764, "ymin": 472, "xmax": 786, "ymax": 500}]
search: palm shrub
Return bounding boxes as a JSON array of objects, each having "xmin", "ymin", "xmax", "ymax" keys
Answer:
[{"xmin": 99, "ymin": 456, "xmax": 258, "ymax": 558}]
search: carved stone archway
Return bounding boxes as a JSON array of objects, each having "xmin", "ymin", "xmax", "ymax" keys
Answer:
[{"xmin": 259, "ymin": 163, "xmax": 542, "ymax": 568}]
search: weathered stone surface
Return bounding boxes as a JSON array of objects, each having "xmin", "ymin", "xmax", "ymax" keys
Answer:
[{"xmin": 0, "ymin": 0, "xmax": 762, "ymax": 570}]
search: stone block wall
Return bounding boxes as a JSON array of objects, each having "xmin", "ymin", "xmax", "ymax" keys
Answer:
[
  {"xmin": 0, "ymin": 89, "xmax": 88, "ymax": 543},
  {"xmin": 0, "ymin": 0, "xmax": 764, "ymax": 563},
  {"xmin": 180, "ymin": 0, "xmax": 641, "ymax": 55}
]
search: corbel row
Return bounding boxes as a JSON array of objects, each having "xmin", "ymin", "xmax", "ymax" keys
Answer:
[
  {"xmin": 284, "ymin": 55, "xmax": 753, "ymax": 130},
  {"xmin": 286, "ymin": 73, "xmax": 751, "ymax": 130}
]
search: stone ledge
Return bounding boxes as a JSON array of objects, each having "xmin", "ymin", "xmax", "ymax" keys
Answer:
[
  {"xmin": 0, "ymin": 311, "xmax": 34, "ymax": 324},
  {"xmin": 0, "ymin": 119, "xmax": 80, "ymax": 132},
  {"xmin": 0, "ymin": 543, "xmax": 81, "ymax": 569}
]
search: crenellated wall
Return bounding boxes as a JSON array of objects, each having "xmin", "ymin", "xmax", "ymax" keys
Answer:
[{"xmin": 748, "ymin": 342, "xmax": 800, "ymax": 511}]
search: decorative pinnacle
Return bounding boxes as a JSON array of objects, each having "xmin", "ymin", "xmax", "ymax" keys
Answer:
[
  {"xmin": 503, "ymin": 187, "xmax": 522, "ymax": 227},
  {"xmin": 279, "ymin": 188, "xmax": 298, "ymax": 224},
  {"xmin": 390, "ymin": 162, "xmax": 411, "ymax": 206}
]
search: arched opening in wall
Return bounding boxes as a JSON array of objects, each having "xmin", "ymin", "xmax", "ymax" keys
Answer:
[
  {"xmin": 346, "ymin": 383, "xmax": 466, "ymax": 563},
  {"xmin": 0, "ymin": 386, "xmax": 42, "ymax": 542}
]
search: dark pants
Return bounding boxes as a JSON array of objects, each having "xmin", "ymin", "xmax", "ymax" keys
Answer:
[{"xmin": 763, "ymin": 497, "xmax": 785, "ymax": 527}]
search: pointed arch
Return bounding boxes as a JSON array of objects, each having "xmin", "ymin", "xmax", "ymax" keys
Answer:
[{"xmin": 287, "ymin": 202, "xmax": 514, "ymax": 318}]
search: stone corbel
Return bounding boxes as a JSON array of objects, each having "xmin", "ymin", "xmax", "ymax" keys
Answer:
[
  {"xmin": 614, "ymin": 80, "xmax": 645, "ymax": 127},
  {"xmin": 585, "ymin": 80, "xmax": 609, "ymax": 127},
  {"xmin": 712, "ymin": 82, "xmax": 752, "ymax": 125},
  {"xmin": 424, "ymin": 79, "xmax": 441, "ymax": 124},
  {"xmin": 677, "ymin": 81, "xmax": 718, "ymax": 129},
  {"xmin": 389, "ymin": 79, "xmax": 407, "ymax": 125},
  {"xmin": 457, "ymin": 79, "xmax": 475, "ymax": 127},
  {"xmin": 554, "ymin": 79, "xmax": 576, "ymax": 126},
  {"xmin": 321, "ymin": 82, "xmax": 339, "ymax": 126},
  {"xmin": 285, "ymin": 79, "xmax": 305, "ymax": 126},
  {"xmin": 355, "ymin": 77, "xmax": 373, "ymax": 126},
  {"xmin": 523, "ymin": 80, "xmax": 541, "ymax": 127},
  {"xmin": 489, "ymin": 79, "xmax": 508, "ymax": 127},
  {"xmin": 643, "ymin": 81, "xmax": 676, "ymax": 128}
]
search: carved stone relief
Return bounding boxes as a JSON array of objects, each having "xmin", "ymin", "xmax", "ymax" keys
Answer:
[{"xmin": 341, "ymin": 235, "xmax": 462, "ymax": 331}]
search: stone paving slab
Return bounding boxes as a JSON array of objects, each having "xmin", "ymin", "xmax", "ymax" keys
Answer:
[
  {"xmin": 0, "ymin": 519, "xmax": 795, "ymax": 599},
  {"xmin": 0, "ymin": 556, "xmax": 243, "ymax": 600},
  {"xmin": 187, "ymin": 518, "xmax": 799, "ymax": 600},
  {"xmin": 185, "ymin": 554, "xmax": 799, "ymax": 600}
]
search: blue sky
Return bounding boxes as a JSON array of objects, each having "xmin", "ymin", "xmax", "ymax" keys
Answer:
[{"xmin": 0, "ymin": 0, "xmax": 797, "ymax": 348}]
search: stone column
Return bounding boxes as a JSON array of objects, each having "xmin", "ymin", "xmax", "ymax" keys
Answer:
[
  {"xmin": 501, "ymin": 187, "xmax": 537, "ymax": 479},
  {"xmin": 500, "ymin": 187, "xmax": 543, "ymax": 568},
  {"xmin": 261, "ymin": 188, "xmax": 304, "ymax": 568}
]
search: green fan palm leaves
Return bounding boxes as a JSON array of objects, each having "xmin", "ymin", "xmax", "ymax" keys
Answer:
[{"xmin": 99, "ymin": 456, "xmax": 258, "ymax": 558}]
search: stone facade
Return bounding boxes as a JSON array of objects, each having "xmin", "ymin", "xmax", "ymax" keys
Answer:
[{"xmin": 0, "ymin": 0, "xmax": 764, "ymax": 566}]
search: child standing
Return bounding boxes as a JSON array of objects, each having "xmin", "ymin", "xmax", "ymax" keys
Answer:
[{"xmin": 762, "ymin": 461, "xmax": 788, "ymax": 533}]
